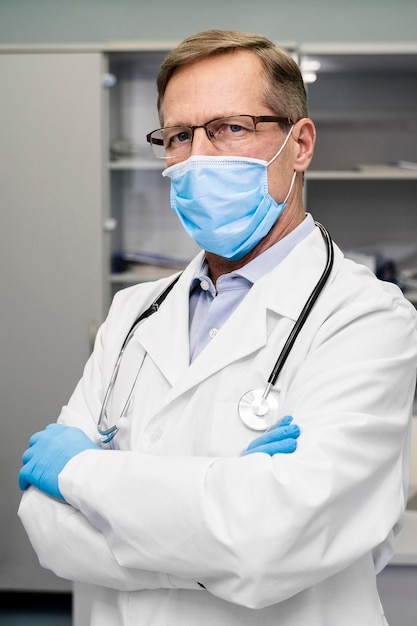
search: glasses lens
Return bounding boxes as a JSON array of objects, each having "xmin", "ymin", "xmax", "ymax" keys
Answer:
[
  {"xmin": 149, "ymin": 127, "xmax": 192, "ymax": 159},
  {"xmin": 207, "ymin": 116, "xmax": 256, "ymax": 151}
]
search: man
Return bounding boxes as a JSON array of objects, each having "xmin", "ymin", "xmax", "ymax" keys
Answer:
[{"xmin": 19, "ymin": 30, "xmax": 417, "ymax": 625}]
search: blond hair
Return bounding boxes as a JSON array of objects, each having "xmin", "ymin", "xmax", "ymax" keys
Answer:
[{"xmin": 156, "ymin": 29, "xmax": 308, "ymax": 124}]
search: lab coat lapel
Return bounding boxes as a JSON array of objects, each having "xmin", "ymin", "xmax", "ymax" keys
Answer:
[
  {"xmin": 184, "ymin": 228, "xmax": 337, "ymax": 394},
  {"xmin": 132, "ymin": 228, "xmax": 337, "ymax": 401},
  {"xmin": 154, "ymin": 227, "xmax": 333, "ymax": 400},
  {"xmin": 133, "ymin": 254, "xmax": 203, "ymax": 386},
  {"xmin": 131, "ymin": 252, "xmax": 269, "ymax": 392}
]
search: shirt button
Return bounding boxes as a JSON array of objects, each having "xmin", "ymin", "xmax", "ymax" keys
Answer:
[
  {"xmin": 200, "ymin": 279, "xmax": 210, "ymax": 291},
  {"xmin": 209, "ymin": 328, "xmax": 218, "ymax": 339}
]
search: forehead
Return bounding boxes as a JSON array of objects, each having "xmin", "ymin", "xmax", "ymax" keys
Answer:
[{"xmin": 162, "ymin": 50, "xmax": 268, "ymax": 125}]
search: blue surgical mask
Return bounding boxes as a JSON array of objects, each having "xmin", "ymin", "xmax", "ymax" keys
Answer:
[{"xmin": 162, "ymin": 127, "xmax": 295, "ymax": 260}]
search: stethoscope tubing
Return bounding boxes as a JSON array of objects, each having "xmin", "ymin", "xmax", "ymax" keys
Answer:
[
  {"xmin": 97, "ymin": 273, "xmax": 181, "ymax": 441},
  {"xmin": 238, "ymin": 222, "xmax": 334, "ymax": 430},
  {"xmin": 267, "ymin": 222, "xmax": 334, "ymax": 387}
]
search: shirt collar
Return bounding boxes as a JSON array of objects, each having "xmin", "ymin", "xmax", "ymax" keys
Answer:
[{"xmin": 191, "ymin": 213, "xmax": 315, "ymax": 289}]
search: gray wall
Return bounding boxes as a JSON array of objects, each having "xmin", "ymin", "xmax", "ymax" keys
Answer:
[{"xmin": 0, "ymin": 0, "xmax": 416, "ymax": 45}]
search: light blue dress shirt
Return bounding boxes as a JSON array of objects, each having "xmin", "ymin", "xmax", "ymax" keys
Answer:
[{"xmin": 189, "ymin": 214, "xmax": 315, "ymax": 362}]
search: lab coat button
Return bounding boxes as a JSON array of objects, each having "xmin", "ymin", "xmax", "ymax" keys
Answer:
[
  {"xmin": 150, "ymin": 428, "xmax": 163, "ymax": 443},
  {"xmin": 209, "ymin": 328, "xmax": 218, "ymax": 339},
  {"xmin": 200, "ymin": 279, "xmax": 210, "ymax": 291}
]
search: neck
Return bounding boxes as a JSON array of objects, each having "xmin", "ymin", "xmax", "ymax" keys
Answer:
[{"xmin": 206, "ymin": 203, "xmax": 306, "ymax": 285}]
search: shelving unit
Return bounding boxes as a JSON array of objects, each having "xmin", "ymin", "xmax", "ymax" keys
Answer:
[
  {"xmin": 100, "ymin": 42, "xmax": 417, "ymax": 303},
  {"xmin": 300, "ymin": 43, "xmax": 417, "ymax": 291},
  {"xmin": 103, "ymin": 45, "xmax": 200, "ymax": 297}
]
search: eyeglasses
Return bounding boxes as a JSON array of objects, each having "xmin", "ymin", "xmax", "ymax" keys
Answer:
[{"xmin": 146, "ymin": 114, "xmax": 294, "ymax": 160}]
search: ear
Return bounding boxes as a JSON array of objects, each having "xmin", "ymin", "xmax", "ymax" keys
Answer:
[{"xmin": 291, "ymin": 118, "xmax": 316, "ymax": 172}]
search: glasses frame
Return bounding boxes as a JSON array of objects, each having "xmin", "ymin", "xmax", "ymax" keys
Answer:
[{"xmin": 146, "ymin": 114, "xmax": 294, "ymax": 159}]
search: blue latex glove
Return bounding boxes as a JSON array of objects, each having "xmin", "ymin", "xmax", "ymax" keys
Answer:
[
  {"xmin": 243, "ymin": 416, "xmax": 300, "ymax": 456},
  {"xmin": 19, "ymin": 423, "xmax": 101, "ymax": 502}
]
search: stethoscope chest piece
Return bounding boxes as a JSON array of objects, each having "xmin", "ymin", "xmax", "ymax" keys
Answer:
[{"xmin": 238, "ymin": 388, "xmax": 280, "ymax": 431}]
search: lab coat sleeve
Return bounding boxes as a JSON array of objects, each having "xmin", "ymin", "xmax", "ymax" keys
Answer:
[
  {"xmin": 18, "ymin": 287, "xmax": 201, "ymax": 593},
  {"xmin": 57, "ymin": 285, "xmax": 417, "ymax": 609},
  {"xmin": 18, "ymin": 487, "xmax": 187, "ymax": 591}
]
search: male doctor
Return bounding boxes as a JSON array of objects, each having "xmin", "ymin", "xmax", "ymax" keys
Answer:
[{"xmin": 19, "ymin": 30, "xmax": 417, "ymax": 626}]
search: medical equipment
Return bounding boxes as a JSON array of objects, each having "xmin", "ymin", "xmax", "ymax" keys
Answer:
[
  {"xmin": 97, "ymin": 223, "xmax": 334, "ymax": 442},
  {"xmin": 239, "ymin": 223, "xmax": 334, "ymax": 429},
  {"xmin": 97, "ymin": 274, "xmax": 181, "ymax": 443}
]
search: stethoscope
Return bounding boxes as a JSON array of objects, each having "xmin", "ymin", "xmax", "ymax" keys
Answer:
[
  {"xmin": 97, "ymin": 273, "xmax": 181, "ymax": 444},
  {"xmin": 97, "ymin": 222, "xmax": 334, "ymax": 443}
]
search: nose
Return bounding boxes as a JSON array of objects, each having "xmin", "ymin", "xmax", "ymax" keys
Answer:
[{"xmin": 190, "ymin": 126, "xmax": 217, "ymax": 156}]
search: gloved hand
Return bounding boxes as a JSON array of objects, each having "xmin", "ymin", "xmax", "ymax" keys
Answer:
[
  {"xmin": 19, "ymin": 423, "xmax": 101, "ymax": 502},
  {"xmin": 243, "ymin": 416, "xmax": 300, "ymax": 456}
]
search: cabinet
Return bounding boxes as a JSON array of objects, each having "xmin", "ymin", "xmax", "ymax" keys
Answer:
[
  {"xmin": 300, "ymin": 43, "xmax": 417, "ymax": 293},
  {"xmin": 104, "ymin": 43, "xmax": 417, "ymax": 305}
]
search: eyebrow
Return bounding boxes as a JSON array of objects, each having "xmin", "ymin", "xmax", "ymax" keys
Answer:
[{"xmin": 161, "ymin": 113, "xmax": 245, "ymax": 128}]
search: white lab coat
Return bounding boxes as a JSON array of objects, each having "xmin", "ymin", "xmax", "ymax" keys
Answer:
[{"xmin": 19, "ymin": 227, "xmax": 417, "ymax": 626}]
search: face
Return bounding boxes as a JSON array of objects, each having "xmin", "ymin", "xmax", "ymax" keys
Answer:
[{"xmin": 161, "ymin": 50, "xmax": 296, "ymax": 204}]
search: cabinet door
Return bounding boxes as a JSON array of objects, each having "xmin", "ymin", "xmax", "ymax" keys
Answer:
[{"xmin": 0, "ymin": 51, "xmax": 104, "ymax": 590}]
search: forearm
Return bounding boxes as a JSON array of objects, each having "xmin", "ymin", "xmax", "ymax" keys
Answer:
[
  {"xmin": 18, "ymin": 486, "xmax": 202, "ymax": 592},
  {"xmin": 58, "ymin": 425, "xmax": 408, "ymax": 610}
]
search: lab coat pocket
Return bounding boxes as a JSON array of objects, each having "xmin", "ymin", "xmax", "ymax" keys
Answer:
[{"xmin": 209, "ymin": 402, "xmax": 255, "ymax": 457}]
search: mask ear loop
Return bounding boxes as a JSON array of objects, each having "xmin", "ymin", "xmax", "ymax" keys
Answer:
[
  {"xmin": 282, "ymin": 170, "xmax": 297, "ymax": 203},
  {"xmin": 266, "ymin": 125, "xmax": 297, "ymax": 204},
  {"xmin": 266, "ymin": 124, "xmax": 294, "ymax": 166}
]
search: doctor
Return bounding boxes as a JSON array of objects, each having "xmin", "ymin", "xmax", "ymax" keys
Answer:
[{"xmin": 19, "ymin": 30, "xmax": 417, "ymax": 626}]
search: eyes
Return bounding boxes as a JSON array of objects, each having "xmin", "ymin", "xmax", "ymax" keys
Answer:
[
  {"xmin": 165, "ymin": 119, "xmax": 253, "ymax": 151},
  {"xmin": 171, "ymin": 130, "xmax": 191, "ymax": 145}
]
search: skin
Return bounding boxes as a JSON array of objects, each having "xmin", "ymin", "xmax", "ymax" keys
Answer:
[{"xmin": 162, "ymin": 49, "xmax": 317, "ymax": 284}]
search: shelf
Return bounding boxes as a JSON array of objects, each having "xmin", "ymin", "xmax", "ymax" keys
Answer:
[
  {"xmin": 110, "ymin": 267, "xmax": 181, "ymax": 285},
  {"xmin": 310, "ymin": 114, "xmax": 417, "ymax": 129},
  {"xmin": 307, "ymin": 169, "xmax": 417, "ymax": 180},
  {"xmin": 300, "ymin": 42, "xmax": 417, "ymax": 71},
  {"xmin": 109, "ymin": 158, "xmax": 164, "ymax": 170}
]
